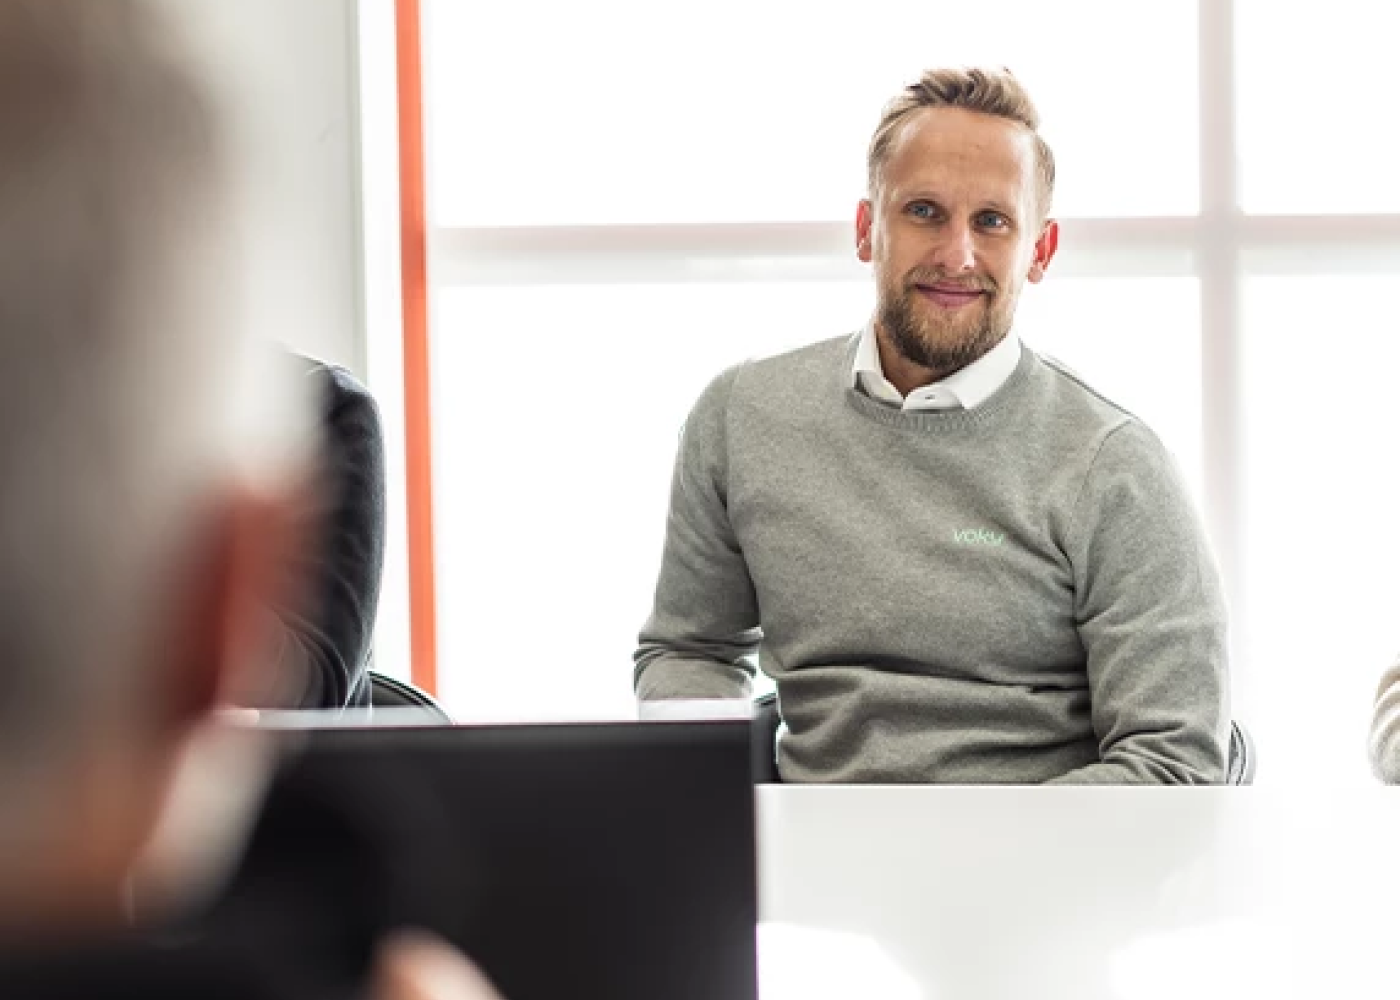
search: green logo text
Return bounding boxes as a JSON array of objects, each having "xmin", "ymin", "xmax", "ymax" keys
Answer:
[{"xmin": 953, "ymin": 528, "xmax": 1005, "ymax": 546}]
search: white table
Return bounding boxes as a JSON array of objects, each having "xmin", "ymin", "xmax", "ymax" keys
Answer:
[{"xmin": 756, "ymin": 786, "xmax": 1400, "ymax": 1000}]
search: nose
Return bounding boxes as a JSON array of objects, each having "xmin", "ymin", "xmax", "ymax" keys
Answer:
[{"xmin": 928, "ymin": 222, "xmax": 976, "ymax": 275}]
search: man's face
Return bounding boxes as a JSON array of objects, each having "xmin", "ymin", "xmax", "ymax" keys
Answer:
[{"xmin": 857, "ymin": 107, "xmax": 1058, "ymax": 377}]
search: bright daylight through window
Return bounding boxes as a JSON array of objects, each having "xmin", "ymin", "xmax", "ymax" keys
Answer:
[{"xmin": 358, "ymin": 0, "xmax": 1400, "ymax": 784}]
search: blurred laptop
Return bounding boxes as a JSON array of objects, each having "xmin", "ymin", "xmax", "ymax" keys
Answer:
[{"xmin": 204, "ymin": 720, "xmax": 758, "ymax": 1000}]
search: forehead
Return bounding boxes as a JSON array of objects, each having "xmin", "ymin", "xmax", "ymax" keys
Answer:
[{"xmin": 879, "ymin": 106, "xmax": 1037, "ymax": 208}]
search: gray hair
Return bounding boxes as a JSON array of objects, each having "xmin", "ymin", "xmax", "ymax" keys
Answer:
[{"xmin": 0, "ymin": 1, "xmax": 309, "ymax": 809}]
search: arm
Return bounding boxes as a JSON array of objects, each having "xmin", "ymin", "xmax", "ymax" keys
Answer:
[
  {"xmin": 1370, "ymin": 660, "xmax": 1400, "ymax": 782},
  {"xmin": 1046, "ymin": 422, "xmax": 1230, "ymax": 785},
  {"xmin": 634, "ymin": 368, "xmax": 760, "ymax": 702}
]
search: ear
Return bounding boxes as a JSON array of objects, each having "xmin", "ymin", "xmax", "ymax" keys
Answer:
[
  {"xmin": 158, "ymin": 483, "xmax": 303, "ymax": 728},
  {"xmin": 855, "ymin": 200, "xmax": 874, "ymax": 263},
  {"xmin": 1027, "ymin": 219, "xmax": 1059, "ymax": 284}
]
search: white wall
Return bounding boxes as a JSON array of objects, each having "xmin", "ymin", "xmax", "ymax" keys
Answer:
[
  {"xmin": 155, "ymin": 0, "xmax": 367, "ymax": 374},
  {"xmin": 152, "ymin": 0, "xmax": 416, "ymax": 678}
]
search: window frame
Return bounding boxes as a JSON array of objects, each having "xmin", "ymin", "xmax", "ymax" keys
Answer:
[{"xmin": 382, "ymin": 0, "xmax": 1400, "ymax": 751}]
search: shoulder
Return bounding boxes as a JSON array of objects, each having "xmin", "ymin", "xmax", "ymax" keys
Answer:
[
  {"xmin": 1030, "ymin": 351, "xmax": 1144, "ymax": 431},
  {"xmin": 1024, "ymin": 349, "xmax": 1183, "ymax": 467},
  {"xmin": 688, "ymin": 333, "xmax": 854, "ymax": 419},
  {"xmin": 727, "ymin": 333, "xmax": 856, "ymax": 411},
  {"xmin": 739, "ymin": 330, "xmax": 856, "ymax": 386}
]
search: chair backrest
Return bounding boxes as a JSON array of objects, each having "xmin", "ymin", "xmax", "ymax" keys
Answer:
[
  {"xmin": 751, "ymin": 692, "xmax": 1256, "ymax": 785},
  {"xmin": 751, "ymin": 693, "xmax": 782, "ymax": 784},
  {"xmin": 1227, "ymin": 719, "xmax": 1256, "ymax": 785},
  {"xmin": 367, "ymin": 670, "xmax": 453, "ymax": 723}
]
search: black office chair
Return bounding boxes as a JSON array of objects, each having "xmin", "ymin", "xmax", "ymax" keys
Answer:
[
  {"xmin": 1226, "ymin": 717, "xmax": 1255, "ymax": 785},
  {"xmin": 751, "ymin": 692, "xmax": 1256, "ymax": 785},
  {"xmin": 282, "ymin": 353, "xmax": 387, "ymax": 710},
  {"xmin": 367, "ymin": 669, "xmax": 453, "ymax": 723}
]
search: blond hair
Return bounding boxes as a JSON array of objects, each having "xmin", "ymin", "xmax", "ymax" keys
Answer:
[{"xmin": 867, "ymin": 66, "xmax": 1056, "ymax": 218}]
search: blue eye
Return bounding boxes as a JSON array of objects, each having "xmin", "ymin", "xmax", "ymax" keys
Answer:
[
  {"xmin": 977, "ymin": 211, "xmax": 1009, "ymax": 229},
  {"xmin": 908, "ymin": 202, "xmax": 936, "ymax": 220}
]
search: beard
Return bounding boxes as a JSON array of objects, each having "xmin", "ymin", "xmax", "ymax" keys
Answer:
[{"xmin": 877, "ymin": 268, "xmax": 1013, "ymax": 378}]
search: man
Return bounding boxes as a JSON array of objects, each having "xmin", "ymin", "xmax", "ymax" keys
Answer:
[
  {"xmin": 635, "ymin": 67, "xmax": 1229, "ymax": 784},
  {"xmin": 1371, "ymin": 660, "xmax": 1400, "ymax": 782},
  {"xmin": 0, "ymin": 2, "xmax": 495, "ymax": 997}
]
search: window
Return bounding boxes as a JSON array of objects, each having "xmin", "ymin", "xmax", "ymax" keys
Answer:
[
  {"xmin": 1240, "ymin": 277, "xmax": 1400, "ymax": 783},
  {"xmin": 424, "ymin": 0, "xmax": 1198, "ymax": 223},
  {"xmin": 368, "ymin": 0, "xmax": 1400, "ymax": 782},
  {"xmin": 1236, "ymin": 0, "xmax": 1400, "ymax": 215},
  {"xmin": 431, "ymin": 280, "xmax": 866, "ymax": 717}
]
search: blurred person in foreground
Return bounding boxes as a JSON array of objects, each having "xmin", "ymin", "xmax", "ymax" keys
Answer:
[{"xmin": 0, "ymin": 2, "xmax": 495, "ymax": 998}]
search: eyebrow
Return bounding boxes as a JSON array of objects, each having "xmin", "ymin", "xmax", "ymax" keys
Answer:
[
  {"xmin": 979, "ymin": 201, "xmax": 1020, "ymax": 219},
  {"xmin": 896, "ymin": 191, "xmax": 1021, "ymax": 220}
]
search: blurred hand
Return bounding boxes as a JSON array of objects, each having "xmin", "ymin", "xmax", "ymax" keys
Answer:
[{"xmin": 373, "ymin": 931, "xmax": 503, "ymax": 1000}]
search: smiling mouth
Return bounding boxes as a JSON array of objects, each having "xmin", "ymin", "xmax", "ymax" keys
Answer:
[{"xmin": 915, "ymin": 284, "xmax": 986, "ymax": 309}]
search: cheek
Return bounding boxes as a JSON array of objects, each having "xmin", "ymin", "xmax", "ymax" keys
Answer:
[
  {"xmin": 871, "ymin": 242, "xmax": 903, "ymax": 282},
  {"xmin": 877, "ymin": 237, "xmax": 921, "ymax": 278},
  {"xmin": 989, "ymin": 249, "xmax": 1033, "ymax": 290}
]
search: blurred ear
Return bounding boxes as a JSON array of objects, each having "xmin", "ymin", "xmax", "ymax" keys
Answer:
[
  {"xmin": 158, "ymin": 483, "xmax": 303, "ymax": 731},
  {"xmin": 0, "ymin": 486, "xmax": 302, "ymax": 932},
  {"xmin": 1027, "ymin": 219, "xmax": 1059, "ymax": 284},
  {"xmin": 120, "ymin": 479, "xmax": 307, "ymax": 926},
  {"xmin": 855, "ymin": 200, "xmax": 874, "ymax": 263}
]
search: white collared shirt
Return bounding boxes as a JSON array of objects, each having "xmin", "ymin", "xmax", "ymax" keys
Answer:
[{"xmin": 850, "ymin": 320, "xmax": 1022, "ymax": 411}]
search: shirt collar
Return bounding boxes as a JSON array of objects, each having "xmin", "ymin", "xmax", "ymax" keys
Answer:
[{"xmin": 850, "ymin": 319, "xmax": 1022, "ymax": 412}]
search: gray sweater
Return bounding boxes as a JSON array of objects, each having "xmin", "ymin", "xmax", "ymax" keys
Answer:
[{"xmin": 635, "ymin": 334, "xmax": 1230, "ymax": 784}]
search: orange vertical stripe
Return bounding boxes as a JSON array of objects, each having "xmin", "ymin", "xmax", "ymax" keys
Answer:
[{"xmin": 395, "ymin": 0, "xmax": 438, "ymax": 695}]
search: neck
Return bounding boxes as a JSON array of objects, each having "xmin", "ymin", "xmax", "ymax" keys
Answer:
[
  {"xmin": 877, "ymin": 343, "xmax": 945, "ymax": 396},
  {"xmin": 874, "ymin": 325, "xmax": 1002, "ymax": 397}
]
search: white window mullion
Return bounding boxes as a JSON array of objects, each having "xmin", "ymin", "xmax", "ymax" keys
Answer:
[
  {"xmin": 431, "ymin": 219, "xmax": 1202, "ymax": 286},
  {"xmin": 1197, "ymin": 0, "xmax": 1247, "ymax": 703}
]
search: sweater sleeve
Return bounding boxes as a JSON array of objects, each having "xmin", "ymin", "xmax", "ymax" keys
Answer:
[
  {"xmin": 1370, "ymin": 660, "xmax": 1400, "ymax": 782},
  {"xmin": 633, "ymin": 367, "xmax": 760, "ymax": 700},
  {"xmin": 1046, "ymin": 421, "xmax": 1230, "ymax": 785}
]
